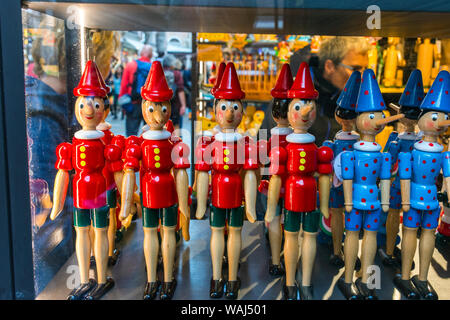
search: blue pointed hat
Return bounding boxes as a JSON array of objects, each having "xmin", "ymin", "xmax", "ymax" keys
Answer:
[
  {"xmin": 337, "ymin": 71, "xmax": 361, "ymax": 111},
  {"xmin": 355, "ymin": 69, "xmax": 386, "ymax": 113},
  {"xmin": 399, "ymin": 69, "xmax": 424, "ymax": 107},
  {"xmin": 420, "ymin": 70, "xmax": 450, "ymax": 113}
]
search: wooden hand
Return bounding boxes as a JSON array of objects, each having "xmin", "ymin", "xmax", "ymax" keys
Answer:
[
  {"xmin": 119, "ymin": 168, "xmax": 135, "ymax": 221},
  {"xmin": 265, "ymin": 175, "xmax": 281, "ymax": 223},
  {"xmin": 343, "ymin": 179, "xmax": 353, "ymax": 213},
  {"xmin": 50, "ymin": 169, "xmax": 69, "ymax": 220},
  {"xmin": 319, "ymin": 174, "xmax": 331, "ymax": 219},
  {"xmin": 194, "ymin": 171, "xmax": 209, "ymax": 220},
  {"xmin": 244, "ymin": 169, "xmax": 257, "ymax": 223},
  {"xmin": 176, "ymin": 169, "xmax": 190, "ymax": 241}
]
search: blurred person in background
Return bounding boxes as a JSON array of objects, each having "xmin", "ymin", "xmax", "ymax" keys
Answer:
[{"xmin": 111, "ymin": 65, "xmax": 123, "ymax": 119}]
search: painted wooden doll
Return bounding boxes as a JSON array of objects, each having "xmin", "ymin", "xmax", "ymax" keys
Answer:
[
  {"xmin": 265, "ymin": 62, "xmax": 333, "ymax": 300},
  {"xmin": 194, "ymin": 62, "xmax": 258, "ymax": 300},
  {"xmin": 394, "ymin": 70, "xmax": 450, "ymax": 300},
  {"xmin": 337, "ymin": 69, "xmax": 404, "ymax": 300},
  {"xmin": 50, "ymin": 60, "xmax": 115, "ymax": 300},
  {"xmin": 322, "ymin": 71, "xmax": 361, "ymax": 269},
  {"xmin": 378, "ymin": 70, "xmax": 424, "ymax": 269},
  {"xmin": 111, "ymin": 61, "xmax": 190, "ymax": 300}
]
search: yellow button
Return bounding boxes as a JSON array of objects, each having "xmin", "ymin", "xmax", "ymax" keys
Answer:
[
  {"xmin": 224, "ymin": 165, "xmax": 229, "ymax": 170},
  {"xmin": 300, "ymin": 158, "xmax": 306, "ymax": 164},
  {"xmin": 80, "ymin": 146, "xmax": 86, "ymax": 152},
  {"xmin": 299, "ymin": 165, "xmax": 305, "ymax": 171},
  {"xmin": 154, "ymin": 155, "xmax": 160, "ymax": 161},
  {"xmin": 155, "ymin": 162, "xmax": 161, "ymax": 168},
  {"xmin": 154, "ymin": 148, "xmax": 160, "ymax": 154},
  {"xmin": 224, "ymin": 149, "xmax": 230, "ymax": 155},
  {"xmin": 224, "ymin": 157, "xmax": 229, "ymax": 163},
  {"xmin": 80, "ymin": 161, "xmax": 86, "ymax": 167},
  {"xmin": 80, "ymin": 153, "xmax": 86, "ymax": 159},
  {"xmin": 300, "ymin": 151, "xmax": 306, "ymax": 157}
]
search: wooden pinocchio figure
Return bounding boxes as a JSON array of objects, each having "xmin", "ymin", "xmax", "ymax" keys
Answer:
[
  {"xmin": 113, "ymin": 61, "xmax": 190, "ymax": 300},
  {"xmin": 337, "ymin": 69, "xmax": 404, "ymax": 300},
  {"xmin": 265, "ymin": 62, "xmax": 333, "ymax": 300},
  {"xmin": 195, "ymin": 62, "xmax": 258, "ymax": 300},
  {"xmin": 260, "ymin": 63, "xmax": 293, "ymax": 277},
  {"xmin": 50, "ymin": 60, "xmax": 116, "ymax": 300},
  {"xmin": 378, "ymin": 70, "xmax": 424, "ymax": 269},
  {"xmin": 322, "ymin": 71, "xmax": 361, "ymax": 269},
  {"xmin": 394, "ymin": 70, "xmax": 450, "ymax": 300}
]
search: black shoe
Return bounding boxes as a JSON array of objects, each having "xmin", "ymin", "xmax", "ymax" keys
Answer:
[
  {"xmin": 108, "ymin": 249, "xmax": 120, "ymax": 266},
  {"xmin": 269, "ymin": 263, "xmax": 284, "ymax": 277},
  {"xmin": 337, "ymin": 278, "xmax": 361, "ymax": 300},
  {"xmin": 393, "ymin": 275, "xmax": 420, "ymax": 300},
  {"xmin": 282, "ymin": 283, "xmax": 299, "ymax": 300},
  {"xmin": 160, "ymin": 279, "xmax": 177, "ymax": 300},
  {"xmin": 84, "ymin": 277, "xmax": 115, "ymax": 300},
  {"xmin": 411, "ymin": 275, "xmax": 438, "ymax": 300},
  {"xmin": 67, "ymin": 279, "xmax": 96, "ymax": 300},
  {"xmin": 143, "ymin": 281, "xmax": 160, "ymax": 300},
  {"xmin": 209, "ymin": 278, "xmax": 225, "ymax": 299},
  {"xmin": 379, "ymin": 247, "xmax": 398, "ymax": 268},
  {"xmin": 299, "ymin": 285, "xmax": 314, "ymax": 300},
  {"xmin": 329, "ymin": 254, "xmax": 345, "ymax": 269},
  {"xmin": 225, "ymin": 277, "xmax": 241, "ymax": 300},
  {"xmin": 355, "ymin": 256, "xmax": 362, "ymax": 272},
  {"xmin": 355, "ymin": 278, "xmax": 378, "ymax": 300}
]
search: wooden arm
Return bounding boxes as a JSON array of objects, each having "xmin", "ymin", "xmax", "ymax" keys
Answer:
[
  {"xmin": 319, "ymin": 174, "xmax": 331, "ymax": 219},
  {"xmin": 195, "ymin": 170, "xmax": 209, "ymax": 219},
  {"xmin": 244, "ymin": 169, "xmax": 257, "ymax": 223},
  {"xmin": 50, "ymin": 169, "xmax": 69, "ymax": 220},
  {"xmin": 113, "ymin": 171, "xmax": 123, "ymax": 194},
  {"xmin": 119, "ymin": 168, "xmax": 135, "ymax": 221},
  {"xmin": 343, "ymin": 179, "xmax": 353, "ymax": 213},
  {"xmin": 445, "ymin": 177, "xmax": 450, "ymax": 206},
  {"xmin": 265, "ymin": 175, "xmax": 281, "ymax": 223},
  {"xmin": 176, "ymin": 169, "xmax": 190, "ymax": 241},
  {"xmin": 380, "ymin": 179, "xmax": 390, "ymax": 212},
  {"xmin": 400, "ymin": 179, "xmax": 411, "ymax": 213}
]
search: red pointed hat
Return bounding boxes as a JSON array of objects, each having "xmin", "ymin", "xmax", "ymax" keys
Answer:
[
  {"xmin": 271, "ymin": 63, "xmax": 294, "ymax": 99},
  {"xmin": 74, "ymin": 60, "xmax": 109, "ymax": 97},
  {"xmin": 141, "ymin": 61, "xmax": 173, "ymax": 102},
  {"xmin": 214, "ymin": 62, "xmax": 245, "ymax": 100},
  {"xmin": 211, "ymin": 62, "xmax": 226, "ymax": 95},
  {"xmin": 288, "ymin": 62, "xmax": 318, "ymax": 100}
]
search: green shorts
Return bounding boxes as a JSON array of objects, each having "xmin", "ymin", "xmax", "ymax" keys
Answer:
[
  {"xmin": 74, "ymin": 205, "xmax": 109, "ymax": 228},
  {"xmin": 284, "ymin": 209, "xmax": 320, "ymax": 233},
  {"xmin": 210, "ymin": 205, "xmax": 244, "ymax": 228},
  {"xmin": 106, "ymin": 188, "xmax": 117, "ymax": 208},
  {"xmin": 143, "ymin": 204, "xmax": 178, "ymax": 228}
]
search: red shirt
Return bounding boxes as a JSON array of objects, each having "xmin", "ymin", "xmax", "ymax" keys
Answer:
[{"xmin": 119, "ymin": 56, "xmax": 151, "ymax": 98}]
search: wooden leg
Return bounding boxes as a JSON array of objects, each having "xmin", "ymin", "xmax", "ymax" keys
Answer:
[
  {"xmin": 89, "ymin": 222, "xmax": 95, "ymax": 257},
  {"xmin": 386, "ymin": 208, "xmax": 400, "ymax": 256},
  {"xmin": 162, "ymin": 226, "xmax": 176, "ymax": 282},
  {"xmin": 401, "ymin": 226, "xmax": 418, "ymax": 280},
  {"xmin": 331, "ymin": 207, "xmax": 344, "ymax": 256},
  {"xmin": 360, "ymin": 230, "xmax": 377, "ymax": 283},
  {"xmin": 268, "ymin": 215, "xmax": 282, "ymax": 266},
  {"xmin": 75, "ymin": 226, "xmax": 91, "ymax": 284},
  {"xmin": 301, "ymin": 231, "xmax": 317, "ymax": 287},
  {"xmin": 284, "ymin": 230, "xmax": 299, "ymax": 286},
  {"xmin": 93, "ymin": 227, "xmax": 109, "ymax": 284},
  {"xmin": 211, "ymin": 227, "xmax": 225, "ymax": 281},
  {"xmin": 344, "ymin": 230, "xmax": 359, "ymax": 283},
  {"xmin": 227, "ymin": 226, "xmax": 242, "ymax": 282},
  {"xmin": 418, "ymin": 228, "xmax": 436, "ymax": 282},
  {"xmin": 143, "ymin": 227, "xmax": 159, "ymax": 283},
  {"xmin": 108, "ymin": 207, "xmax": 117, "ymax": 257}
]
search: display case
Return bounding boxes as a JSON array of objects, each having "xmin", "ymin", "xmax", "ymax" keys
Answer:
[{"xmin": 2, "ymin": 0, "xmax": 450, "ymax": 300}]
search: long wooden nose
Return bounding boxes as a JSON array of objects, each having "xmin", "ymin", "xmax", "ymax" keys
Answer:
[
  {"xmin": 438, "ymin": 120, "xmax": 450, "ymax": 127},
  {"xmin": 153, "ymin": 109, "xmax": 165, "ymax": 124},
  {"xmin": 300, "ymin": 105, "xmax": 313, "ymax": 117},
  {"xmin": 375, "ymin": 113, "xmax": 405, "ymax": 126}
]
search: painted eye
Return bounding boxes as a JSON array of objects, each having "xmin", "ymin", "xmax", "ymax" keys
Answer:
[
  {"xmin": 162, "ymin": 106, "xmax": 168, "ymax": 113},
  {"xmin": 233, "ymin": 104, "xmax": 239, "ymax": 111},
  {"xmin": 446, "ymin": 114, "xmax": 449, "ymax": 120},
  {"xmin": 148, "ymin": 106, "xmax": 154, "ymax": 113},
  {"xmin": 432, "ymin": 113, "xmax": 438, "ymax": 121},
  {"xmin": 382, "ymin": 113, "xmax": 386, "ymax": 118},
  {"xmin": 369, "ymin": 113, "xmax": 375, "ymax": 119},
  {"xmin": 79, "ymin": 103, "xmax": 84, "ymax": 109},
  {"xmin": 221, "ymin": 104, "xmax": 226, "ymax": 111},
  {"xmin": 95, "ymin": 103, "xmax": 100, "ymax": 109},
  {"xmin": 294, "ymin": 103, "xmax": 300, "ymax": 111}
]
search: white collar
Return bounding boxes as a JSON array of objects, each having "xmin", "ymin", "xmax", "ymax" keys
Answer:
[
  {"xmin": 271, "ymin": 127, "xmax": 293, "ymax": 136},
  {"xmin": 286, "ymin": 133, "xmax": 315, "ymax": 144},
  {"xmin": 353, "ymin": 140, "xmax": 382, "ymax": 152},
  {"xmin": 397, "ymin": 132, "xmax": 417, "ymax": 140},
  {"xmin": 96, "ymin": 122, "xmax": 112, "ymax": 131},
  {"xmin": 414, "ymin": 140, "xmax": 444, "ymax": 153},
  {"xmin": 142, "ymin": 129, "xmax": 171, "ymax": 141},
  {"xmin": 335, "ymin": 130, "xmax": 360, "ymax": 141},
  {"xmin": 74, "ymin": 130, "xmax": 104, "ymax": 140},
  {"xmin": 201, "ymin": 130, "xmax": 214, "ymax": 137},
  {"xmin": 215, "ymin": 131, "xmax": 242, "ymax": 142}
]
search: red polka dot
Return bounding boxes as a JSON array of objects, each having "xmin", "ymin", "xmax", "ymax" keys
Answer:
[
  {"xmin": 406, "ymin": 168, "xmax": 409, "ymax": 171},
  {"xmin": 374, "ymin": 159, "xmax": 378, "ymax": 164},
  {"xmin": 446, "ymin": 91, "xmax": 449, "ymax": 95},
  {"xmin": 427, "ymin": 223, "xmax": 431, "ymax": 227},
  {"xmin": 431, "ymin": 169, "xmax": 435, "ymax": 173},
  {"xmin": 416, "ymin": 223, "xmax": 420, "ymax": 226},
  {"xmin": 347, "ymin": 218, "xmax": 351, "ymax": 222},
  {"xmin": 365, "ymin": 90, "xmax": 369, "ymax": 95},
  {"xmin": 344, "ymin": 88, "xmax": 347, "ymax": 92},
  {"xmin": 371, "ymin": 205, "xmax": 374, "ymax": 209},
  {"xmin": 367, "ymin": 224, "xmax": 371, "ymax": 228},
  {"xmin": 433, "ymin": 197, "xmax": 436, "ymax": 200},
  {"xmin": 431, "ymin": 101, "xmax": 435, "ymax": 105},
  {"xmin": 432, "ymin": 159, "xmax": 436, "ymax": 163},
  {"xmin": 423, "ymin": 160, "xmax": 426, "ymax": 164},
  {"xmin": 381, "ymin": 102, "xmax": 385, "ymax": 106},
  {"xmin": 361, "ymin": 198, "xmax": 366, "ymax": 203},
  {"xmin": 406, "ymin": 91, "xmax": 410, "ymax": 95},
  {"xmin": 423, "ymin": 175, "xmax": 426, "ymax": 179},
  {"xmin": 356, "ymin": 225, "xmax": 359, "ymax": 228},
  {"xmin": 427, "ymin": 205, "xmax": 430, "ymax": 209},
  {"xmin": 428, "ymin": 190, "xmax": 431, "ymax": 193},
  {"xmin": 408, "ymin": 216, "xmax": 412, "ymax": 220},
  {"xmin": 345, "ymin": 167, "xmax": 348, "ymax": 171},
  {"xmin": 351, "ymin": 104, "xmax": 355, "ymax": 108},
  {"xmin": 420, "ymin": 197, "xmax": 424, "ymax": 200},
  {"xmin": 419, "ymin": 141, "xmax": 423, "ymax": 144},
  {"xmin": 362, "ymin": 176, "xmax": 367, "ymax": 181},
  {"xmin": 397, "ymin": 191, "xmax": 401, "ymax": 195},
  {"xmin": 372, "ymin": 170, "xmax": 376, "ymax": 174},
  {"xmin": 365, "ymin": 163, "xmax": 368, "ymax": 167},
  {"xmin": 430, "ymin": 89, "xmax": 434, "ymax": 93},
  {"xmin": 360, "ymin": 142, "xmax": 364, "ymax": 145},
  {"xmin": 356, "ymin": 211, "xmax": 360, "ymax": 215},
  {"xmin": 428, "ymin": 211, "xmax": 432, "ymax": 215},
  {"xmin": 439, "ymin": 78, "xmax": 443, "ymax": 82},
  {"xmin": 429, "ymin": 143, "xmax": 434, "ymax": 147},
  {"xmin": 370, "ymin": 189, "xmax": 374, "ymax": 193},
  {"xmin": 385, "ymin": 158, "xmax": 389, "ymax": 161},
  {"xmin": 374, "ymin": 219, "xmax": 378, "ymax": 223}
]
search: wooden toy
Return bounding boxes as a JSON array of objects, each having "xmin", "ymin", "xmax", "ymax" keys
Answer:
[
  {"xmin": 393, "ymin": 70, "xmax": 450, "ymax": 300},
  {"xmin": 337, "ymin": 69, "xmax": 404, "ymax": 300},
  {"xmin": 382, "ymin": 37, "xmax": 405, "ymax": 87},
  {"xmin": 416, "ymin": 38, "xmax": 441, "ymax": 87},
  {"xmin": 50, "ymin": 60, "xmax": 115, "ymax": 300},
  {"xmin": 194, "ymin": 62, "xmax": 258, "ymax": 300},
  {"xmin": 265, "ymin": 62, "xmax": 333, "ymax": 300},
  {"xmin": 111, "ymin": 61, "xmax": 190, "ymax": 300}
]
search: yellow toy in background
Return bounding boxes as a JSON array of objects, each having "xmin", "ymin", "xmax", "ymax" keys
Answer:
[
  {"xmin": 237, "ymin": 105, "xmax": 265, "ymax": 136},
  {"xmin": 382, "ymin": 37, "xmax": 405, "ymax": 88},
  {"xmin": 416, "ymin": 38, "xmax": 441, "ymax": 87},
  {"xmin": 274, "ymin": 41, "xmax": 292, "ymax": 63},
  {"xmin": 368, "ymin": 39, "xmax": 378, "ymax": 76}
]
